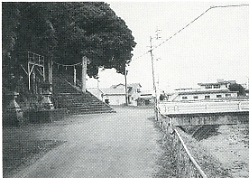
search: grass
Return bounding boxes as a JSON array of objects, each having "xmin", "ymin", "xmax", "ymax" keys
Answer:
[{"xmin": 150, "ymin": 116, "xmax": 232, "ymax": 178}]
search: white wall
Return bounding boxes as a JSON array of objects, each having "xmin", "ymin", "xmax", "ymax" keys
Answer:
[
  {"xmin": 173, "ymin": 92, "xmax": 237, "ymax": 101},
  {"xmin": 102, "ymin": 95, "xmax": 126, "ymax": 105}
]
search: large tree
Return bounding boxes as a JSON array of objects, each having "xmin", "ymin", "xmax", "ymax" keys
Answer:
[
  {"xmin": 229, "ymin": 83, "xmax": 246, "ymax": 96},
  {"xmin": 2, "ymin": 2, "xmax": 20, "ymax": 61},
  {"xmin": 3, "ymin": 2, "xmax": 136, "ymax": 78}
]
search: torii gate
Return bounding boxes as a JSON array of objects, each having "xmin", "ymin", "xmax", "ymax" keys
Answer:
[
  {"xmin": 27, "ymin": 51, "xmax": 46, "ymax": 92},
  {"xmin": 20, "ymin": 51, "xmax": 53, "ymax": 93},
  {"xmin": 53, "ymin": 56, "xmax": 90, "ymax": 93}
]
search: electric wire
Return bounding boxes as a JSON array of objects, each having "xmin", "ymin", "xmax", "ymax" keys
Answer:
[
  {"xmin": 131, "ymin": 4, "xmax": 249, "ymax": 61},
  {"xmin": 52, "ymin": 4, "xmax": 249, "ymax": 66}
]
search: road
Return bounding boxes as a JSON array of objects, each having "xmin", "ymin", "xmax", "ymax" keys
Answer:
[{"xmin": 11, "ymin": 106, "xmax": 165, "ymax": 178}]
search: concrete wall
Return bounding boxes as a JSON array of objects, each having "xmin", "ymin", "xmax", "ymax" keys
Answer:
[{"xmin": 102, "ymin": 95, "xmax": 126, "ymax": 105}]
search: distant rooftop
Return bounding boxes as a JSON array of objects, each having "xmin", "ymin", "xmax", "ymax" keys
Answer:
[{"xmin": 198, "ymin": 80, "xmax": 236, "ymax": 86}]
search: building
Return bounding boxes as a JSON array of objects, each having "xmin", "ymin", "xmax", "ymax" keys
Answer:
[
  {"xmin": 101, "ymin": 85, "xmax": 126, "ymax": 105},
  {"xmin": 168, "ymin": 80, "xmax": 238, "ymax": 102},
  {"xmin": 88, "ymin": 83, "xmax": 150, "ymax": 106}
]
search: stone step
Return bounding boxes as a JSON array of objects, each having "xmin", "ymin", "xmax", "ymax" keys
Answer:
[
  {"xmin": 52, "ymin": 73, "xmax": 114, "ymax": 114},
  {"xmin": 68, "ymin": 110, "xmax": 115, "ymax": 115},
  {"xmin": 67, "ymin": 107, "xmax": 113, "ymax": 112}
]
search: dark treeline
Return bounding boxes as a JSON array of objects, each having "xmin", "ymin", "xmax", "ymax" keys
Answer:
[{"xmin": 2, "ymin": 2, "xmax": 136, "ymax": 78}]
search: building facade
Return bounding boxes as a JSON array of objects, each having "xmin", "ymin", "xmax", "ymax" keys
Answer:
[
  {"xmin": 168, "ymin": 80, "xmax": 238, "ymax": 102},
  {"xmin": 88, "ymin": 83, "xmax": 147, "ymax": 106}
]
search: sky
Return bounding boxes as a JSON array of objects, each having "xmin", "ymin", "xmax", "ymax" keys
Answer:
[{"xmin": 87, "ymin": 1, "xmax": 249, "ymax": 92}]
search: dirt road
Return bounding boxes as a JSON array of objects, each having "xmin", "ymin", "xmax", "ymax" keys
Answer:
[{"xmin": 9, "ymin": 107, "xmax": 165, "ymax": 178}]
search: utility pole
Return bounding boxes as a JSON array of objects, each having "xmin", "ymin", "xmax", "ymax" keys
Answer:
[{"xmin": 149, "ymin": 36, "xmax": 159, "ymax": 121}]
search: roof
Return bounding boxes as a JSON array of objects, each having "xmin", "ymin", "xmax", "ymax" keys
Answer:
[
  {"xmin": 198, "ymin": 80, "xmax": 236, "ymax": 86},
  {"xmin": 127, "ymin": 83, "xmax": 142, "ymax": 88},
  {"xmin": 110, "ymin": 83, "xmax": 142, "ymax": 89},
  {"xmin": 110, "ymin": 83, "xmax": 125, "ymax": 89},
  {"xmin": 177, "ymin": 89, "xmax": 238, "ymax": 95},
  {"xmin": 100, "ymin": 88, "xmax": 126, "ymax": 95}
]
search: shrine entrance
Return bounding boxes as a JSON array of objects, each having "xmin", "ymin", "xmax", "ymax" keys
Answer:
[{"xmin": 27, "ymin": 51, "xmax": 45, "ymax": 93}]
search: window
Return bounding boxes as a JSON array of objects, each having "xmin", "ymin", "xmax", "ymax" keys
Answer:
[
  {"xmin": 182, "ymin": 96, "xmax": 188, "ymax": 100},
  {"xmin": 193, "ymin": 96, "xmax": 198, "ymax": 99},
  {"xmin": 214, "ymin": 85, "xmax": 220, "ymax": 89},
  {"xmin": 205, "ymin": 95, "xmax": 210, "ymax": 99},
  {"xmin": 225, "ymin": 94, "xmax": 231, "ymax": 97},
  {"xmin": 216, "ymin": 95, "xmax": 222, "ymax": 98},
  {"xmin": 205, "ymin": 85, "xmax": 212, "ymax": 89},
  {"xmin": 105, "ymin": 99, "xmax": 110, "ymax": 104}
]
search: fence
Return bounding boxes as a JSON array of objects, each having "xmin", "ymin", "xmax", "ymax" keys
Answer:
[
  {"xmin": 159, "ymin": 100, "xmax": 249, "ymax": 115},
  {"xmin": 159, "ymin": 113, "xmax": 208, "ymax": 177},
  {"xmin": 173, "ymin": 128, "xmax": 207, "ymax": 178}
]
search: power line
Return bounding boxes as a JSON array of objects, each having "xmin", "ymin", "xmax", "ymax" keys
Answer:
[
  {"xmin": 55, "ymin": 4, "xmax": 249, "ymax": 66},
  {"xmin": 132, "ymin": 51, "xmax": 150, "ymax": 61},
  {"xmin": 151, "ymin": 4, "xmax": 249, "ymax": 52},
  {"xmin": 130, "ymin": 5, "xmax": 213, "ymax": 62},
  {"xmin": 131, "ymin": 3, "xmax": 249, "ymax": 61},
  {"xmin": 211, "ymin": 4, "xmax": 249, "ymax": 8}
]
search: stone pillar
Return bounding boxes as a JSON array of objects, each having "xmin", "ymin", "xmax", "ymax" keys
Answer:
[
  {"xmin": 82, "ymin": 56, "xmax": 88, "ymax": 93},
  {"xmin": 4, "ymin": 92, "xmax": 23, "ymax": 126},
  {"xmin": 48, "ymin": 58, "xmax": 53, "ymax": 92}
]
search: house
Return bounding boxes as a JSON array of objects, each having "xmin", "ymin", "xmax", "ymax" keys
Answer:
[
  {"xmin": 168, "ymin": 80, "xmax": 238, "ymax": 102},
  {"xmin": 88, "ymin": 83, "xmax": 146, "ymax": 106},
  {"xmin": 100, "ymin": 86, "xmax": 126, "ymax": 105}
]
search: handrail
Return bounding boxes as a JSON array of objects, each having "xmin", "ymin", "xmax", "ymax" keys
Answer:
[
  {"xmin": 174, "ymin": 128, "xmax": 208, "ymax": 178},
  {"xmin": 159, "ymin": 100, "xmax": 249, "ymax": 115}
]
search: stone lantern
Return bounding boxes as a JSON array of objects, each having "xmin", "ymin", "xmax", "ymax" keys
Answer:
[
  {"xmin": 4, "ymin": 91, "xmax": 23, "ymax": 126},
  {"xmin": 39, "ymin": 83, "xmax": 54, "ymax": 110}
]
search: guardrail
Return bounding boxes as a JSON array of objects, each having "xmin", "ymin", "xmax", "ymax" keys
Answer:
[
  {"xmin": 173, "ymin": 128, "xmax": 207, "ymax": 178},
  {"xmin": 159, "ymin": 100, "xmax": 249, "ymax": 115}
]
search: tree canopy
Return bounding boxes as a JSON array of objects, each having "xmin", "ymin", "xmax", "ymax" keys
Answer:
[
  {"xmin": 2, "ymin": 2, "xmax": 136, "ymax": 78},
  {"xmin": 229, "ymin": 83, "xmax": 246, "ymax": 96}
]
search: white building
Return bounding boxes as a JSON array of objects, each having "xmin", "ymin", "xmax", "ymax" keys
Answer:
[
  {"xmin": 168, "ymin": 80, "xmax": 238, "ymax": 102},
  {"xmin": 88, "ymin": 83, "xmax": 150, "ymax": 106}
]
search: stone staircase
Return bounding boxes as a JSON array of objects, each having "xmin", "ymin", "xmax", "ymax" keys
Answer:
[{"xmin": 52, "ymin": 73, "xmax": 114, "ymax": 114}]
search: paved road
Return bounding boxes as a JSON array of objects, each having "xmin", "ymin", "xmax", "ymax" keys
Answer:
[{"xmin": 12, "ymin": 107, "xmax": 164, "ymax": 178}]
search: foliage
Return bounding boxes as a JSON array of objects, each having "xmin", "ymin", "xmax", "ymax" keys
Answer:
[
  {"xmin": 229, "ymin": 83, "xmax": 246, "ymax": 96},
  {"xmin": 2, "ymin": 2, "xmax": 136, "ymax": 78},
  {"xmin": 2, "ymin": 3, "xmax": 20, "ymax": 61}
]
